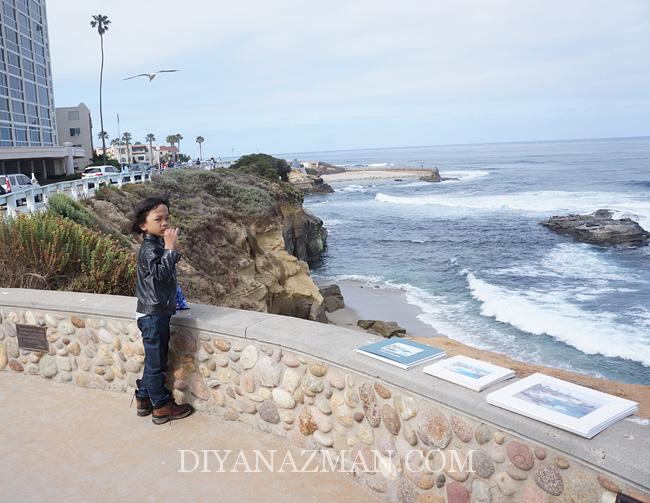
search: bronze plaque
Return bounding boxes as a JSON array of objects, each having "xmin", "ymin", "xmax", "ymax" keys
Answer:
[{"xmin": 16, "ymin": 324, "xmax": 48, "ymax": 352}]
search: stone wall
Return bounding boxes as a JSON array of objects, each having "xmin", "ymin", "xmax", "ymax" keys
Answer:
[{"xmin": 1, "ymin": 290, "xmax": 649, "ymax": 503}]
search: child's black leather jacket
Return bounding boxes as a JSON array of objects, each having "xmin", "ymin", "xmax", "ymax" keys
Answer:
[{"xmin": 136, "ymin": 233, "xmax": 181, "ymax": 316}]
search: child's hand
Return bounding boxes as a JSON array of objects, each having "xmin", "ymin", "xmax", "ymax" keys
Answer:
[{"xmin": 164, "ymin": 228, "xmax": 179, "ymax": 250}]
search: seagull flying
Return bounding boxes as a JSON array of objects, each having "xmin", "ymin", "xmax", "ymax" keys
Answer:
[{"xmin": 123, "ymin": 69, "xmax": 179, "ymax": 82}]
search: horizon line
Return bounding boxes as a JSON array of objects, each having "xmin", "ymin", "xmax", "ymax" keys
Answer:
[{"xmin": 275, "ymin": 134, "xmax": 650, "ymax": 158}]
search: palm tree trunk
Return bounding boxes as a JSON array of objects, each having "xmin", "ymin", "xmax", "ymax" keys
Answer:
[
  {"xmin": 99, "ymin": 34, "xmax": 106, "ymax": 162},
  {"xmin": 199, "ymin": 143, "xmax": 202, "ymax": 159},
  {"xmin": 149, "ymin": 140, "xmax": 153, "ymax": 165}
]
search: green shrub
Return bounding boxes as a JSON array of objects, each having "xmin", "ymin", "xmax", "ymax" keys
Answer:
[
  {"xmin": 231, "ymin": 153, "xmax": 291, "ymax": 182},
  {"xmin": 0, "ymin": 213, "xmax": 136, "ymax": 294},
  {"xmin": 48, "ymin": 193, "xmax": 97, "ymax": 229}
]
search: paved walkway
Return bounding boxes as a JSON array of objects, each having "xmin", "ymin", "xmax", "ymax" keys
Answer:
[{"xmin": 0, "ymin": 372, "xmax": 381, "ymax": 502}]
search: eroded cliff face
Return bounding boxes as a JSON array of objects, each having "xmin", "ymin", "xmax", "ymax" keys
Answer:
[{"xmin": 82, "ymin": 169, "xmax": 327, "ymax": 321}]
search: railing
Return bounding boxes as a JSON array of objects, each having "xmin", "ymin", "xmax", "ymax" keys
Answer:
[{"xmin": 0, "ymin": 171, "xmax": 152, "ymax": 219}]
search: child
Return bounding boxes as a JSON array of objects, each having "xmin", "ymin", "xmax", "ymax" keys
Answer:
[{"xmin": 130, "ymin": 195, "xmax": 194, "ymax": 424}]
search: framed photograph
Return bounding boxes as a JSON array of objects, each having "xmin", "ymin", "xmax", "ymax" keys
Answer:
[
  {"xmin": 354, "ymin": 339, "xmax": 445, "ymax": 369},
  {"xmin": 423, "ymin": 355, "xmax": 515, "ymax": 392},
  {"xmin": 486, "ymin": 373, "xmax": 639, "ymax": 438}
]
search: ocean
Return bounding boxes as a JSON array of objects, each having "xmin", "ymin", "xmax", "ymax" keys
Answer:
[{"xmin": 283, "ymin": 137, "xmax": 650, "ymax": 385}]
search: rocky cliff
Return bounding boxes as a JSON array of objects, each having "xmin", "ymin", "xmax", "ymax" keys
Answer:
[{"xmin": 83, "ymin": 168, "xmax": 328, "ymax": 321}]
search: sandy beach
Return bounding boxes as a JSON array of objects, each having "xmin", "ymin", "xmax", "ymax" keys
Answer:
[
  {"xmin": 321, "ymin": 169, "xmax": 433, "ymax": 183},
  {"xmin": 321, "ymin": 279, "xmax": 650, "ymax": 418}
]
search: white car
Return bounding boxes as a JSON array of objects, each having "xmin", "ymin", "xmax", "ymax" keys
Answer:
[
  {"xmin": 81, "ymin": 165, "xmax": 121, "ymax": 179},
  {"xmin": 1, "ymin": 173, "xmax": 36, "ymax": 193}
]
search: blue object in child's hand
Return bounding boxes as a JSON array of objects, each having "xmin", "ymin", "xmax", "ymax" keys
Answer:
[{"xmin": 176, "ymin": 285, "xmax": 190, "ymax": 310}]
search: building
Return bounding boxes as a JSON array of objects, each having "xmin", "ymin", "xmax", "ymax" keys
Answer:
[
  {"xmin": 0, "ymin": 0, "xmax": 85, "ymax": 179},
  {"xmin": 55, "ymin": 102, "xmax": 93, "ymax": 170},
  {"xmin": 101, "ymin": 142, "xmax": 168, "ymax": 166}
]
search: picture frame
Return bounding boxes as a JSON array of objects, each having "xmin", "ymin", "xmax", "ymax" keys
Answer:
[
  {"xmin": 486, "ymin": 373, "xmax": 639, "ymax": 438},
  {"xmin": 422, "ymin": 355, "xmax": 515, "ymax": 392}
]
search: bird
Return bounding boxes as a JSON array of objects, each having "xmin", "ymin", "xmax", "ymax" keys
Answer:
[{"xmin": 123, "ymin": 70, "xmax": 179, "ymax": 82}]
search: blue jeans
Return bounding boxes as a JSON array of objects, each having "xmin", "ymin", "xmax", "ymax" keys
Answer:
[{"xmin": 136, "ymin": 314, "xmax": 172, "ymax": 408}]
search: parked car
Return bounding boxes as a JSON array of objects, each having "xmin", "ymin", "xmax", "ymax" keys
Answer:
[
  {"xmin": 1, "ymin": 173, "xmax": 36, "ymax": 193},
  {"xmin": 0, "ymin": 173, "xmax": 39, "ymax": 206},
  {"xmin": 81, "ymin": 165, "xmax": 121, "ymax": 179}
]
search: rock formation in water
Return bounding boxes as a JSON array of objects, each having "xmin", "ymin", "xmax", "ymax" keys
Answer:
[{"xmin": 542, "ymin": 209, "xmax": 650, "ymax": 247}]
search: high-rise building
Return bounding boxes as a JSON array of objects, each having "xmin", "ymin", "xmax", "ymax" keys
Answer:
[{"xmin": 0, "ymin": 0, "xmax": 85, "ymax": 179}]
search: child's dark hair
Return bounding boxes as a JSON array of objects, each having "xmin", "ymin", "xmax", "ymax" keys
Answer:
[{"xmin": 130, "ymin": 195, "xmax": 170, "ymax": 234}]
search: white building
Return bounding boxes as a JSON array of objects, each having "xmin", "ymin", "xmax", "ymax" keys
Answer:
[
  {"xmin": 55, "ymin": 102, "xmax": 93, "ymax": 170},
  {"xmin": 101, "ymin": 142, "xmax": 166, "ymax": 166},
  {"xmin": 0, "ymin": 0, "xmax": 86, "ymax": 179}
]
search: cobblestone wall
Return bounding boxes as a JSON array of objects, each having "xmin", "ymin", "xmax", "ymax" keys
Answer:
[{"xmin": 1, "ymin": 307, "xmax": 648, "ymax": 503}]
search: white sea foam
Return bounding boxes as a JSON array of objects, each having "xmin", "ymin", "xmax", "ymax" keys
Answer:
[
  {"xmin": 440, "ymin": 170, "xmax": 490, "ymax": 182},
  {"xmin": 465, "ymin": 272, "xmax": 650, "ymax": 366},
  {"xmin": 393, "ymin": 181, "xmax": 430, "ymax": 188},
  {"xmin": 337, "ymin": 184, "xmax": 368, "ymax": 193},
  {"xmin": 375, "ymin": 190, "xmax": 650, "ymax": 228},
  {"xmin": 489, "ymin": 244, "xmax": 636, "ymax": 282}
]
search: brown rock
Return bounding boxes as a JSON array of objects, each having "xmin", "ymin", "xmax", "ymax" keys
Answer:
[
  {"xmin": 506, "ymin": 441, "xmax": 535, "ymax": 470},
  {"xmin": 374, "ymin": 382, "xmax": 391, "ymax": 399},
  {"xmin": 446, "ymin": 481, "xmax": 469, "ymax": 503},
  {"xmin": 214, "ymin": 339, "xmax": 231, "ymax": 352},
  {"xmin": 381, "ymin": 404, "xmax": 401, "ymax": 435},
  {"xmin": 522, "ymin": 481, "xmax": 547, "ymax": 503},
  {"xmin": 358, "ymin": 382, "xmax": 376, "ymax": 408},
  {"xmin": 365, "ymin": 402, "xmax": 381, "ymax": 427},
  {"xmin": 308, "ymin": 363, "xmax": 327, "ymax": 377},
  {"xmin": 298, "ymin": 406, "xmax": 318, "ymax": 435},
  {"xmin": 258, "ymin": 400, "xmax": 280, "ymax": 424},
  {"xmin": 553, "ymin": 456, "xmax": 569, "ymax": 469},
  {"xmin": 190, "ymin": 380, "xmax": 210, "ymax": 400},
  {"xmin": 8, "ymin": 359, "xmax": 24, "ymax": 372},
  {"xmin": 534, "ymin": 447, "xmax": 547, "ymax": 460},
  {"xmin": 353, "ymin": 412, "xmax": 365, "ymax": 423},
  {"xmin": 534, "ymin": 463, "xmax": 564, "ymax": 496},
  {"xmin": 474, "ymin": 423, "xmax": 491, "ymax": 445},
  {"xmin": 70, "ymin": 315, "xmax": 85, "ymax": 328},
  {"xmin": 494, "ymin": 431, "xmax": 505, "ymax": 444},
  {"xmin": 450, "ymin": 415, "xmax": 473, "ymax": 443},
  {"xmin": 223, "ymin": 408, "xmax": 239, "ymax": 421},
  {"xmin": 597, "ymin": 475, "xmax": 620, "ymax": 494},
  {"xmin": 417, "ymin": 410, "xmax": 452, "ymax": 449}
]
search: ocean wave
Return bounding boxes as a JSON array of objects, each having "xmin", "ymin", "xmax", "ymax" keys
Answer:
[
  {"xmin": 488, "ymin": 244, "xmax": 635, "ymax": 282},
  {"xmin": 337, "ymin": 184, "xmax": 368, "ymax": 193},
  {"xmin": 374, "ymin": 190, "xmax": 650, "ymax": 226},
  {"xmin": 440, "ymin": 170, "xmax": 490, "ymax": 182},
  {"xmin": 465, "ymin": 272, "xmax": 650, "ymax": 366}
]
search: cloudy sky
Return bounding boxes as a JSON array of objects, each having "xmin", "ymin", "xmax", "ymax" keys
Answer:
[{"xmin": 47, "ymin": 0, "xmax": 650, "ymax": 157}]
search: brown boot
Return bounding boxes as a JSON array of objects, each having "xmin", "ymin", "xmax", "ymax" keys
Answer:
[
  {"xmin": 135, "ymin": 395, "xmax": 153, "ymax": 417},
  {"xmin": 152, "ymin": 400, "xmax": 194, "ymax": 425}
]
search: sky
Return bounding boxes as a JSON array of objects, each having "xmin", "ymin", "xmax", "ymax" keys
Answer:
[{"xmin": 47, "ymin": 0, "xmax": 650, "ymax": 158}]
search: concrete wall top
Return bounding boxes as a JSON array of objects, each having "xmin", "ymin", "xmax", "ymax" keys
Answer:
[{"xmin": 2, "ymin": 288, "xmax": 649, "ymax": 489}]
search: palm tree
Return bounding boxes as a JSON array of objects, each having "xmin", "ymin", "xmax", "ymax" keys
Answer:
[
  {"xmin": 196, "ymin": 136, "xmax": 204, "ymax": 160},
  {"xmin": 122, "ymin": 132, "xmax": 132, "ymax": 164},
  {"xmin": 146, "ymin": 133, "xmax": 156, "ymax": 166},
  {"xmin": 110, "ymin": 137, "xmax": 122, "ymax": 163},
  {"xmin": 90, "ymin": 14, "xmax": 111, "ymax": 162},
  {"xmin": 175, "ymin": 133, "xmax": 183, "ymax": 161},
  {"xmin": 166, "ymin": 135, "xmax": 176, "ymax": 161}
]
